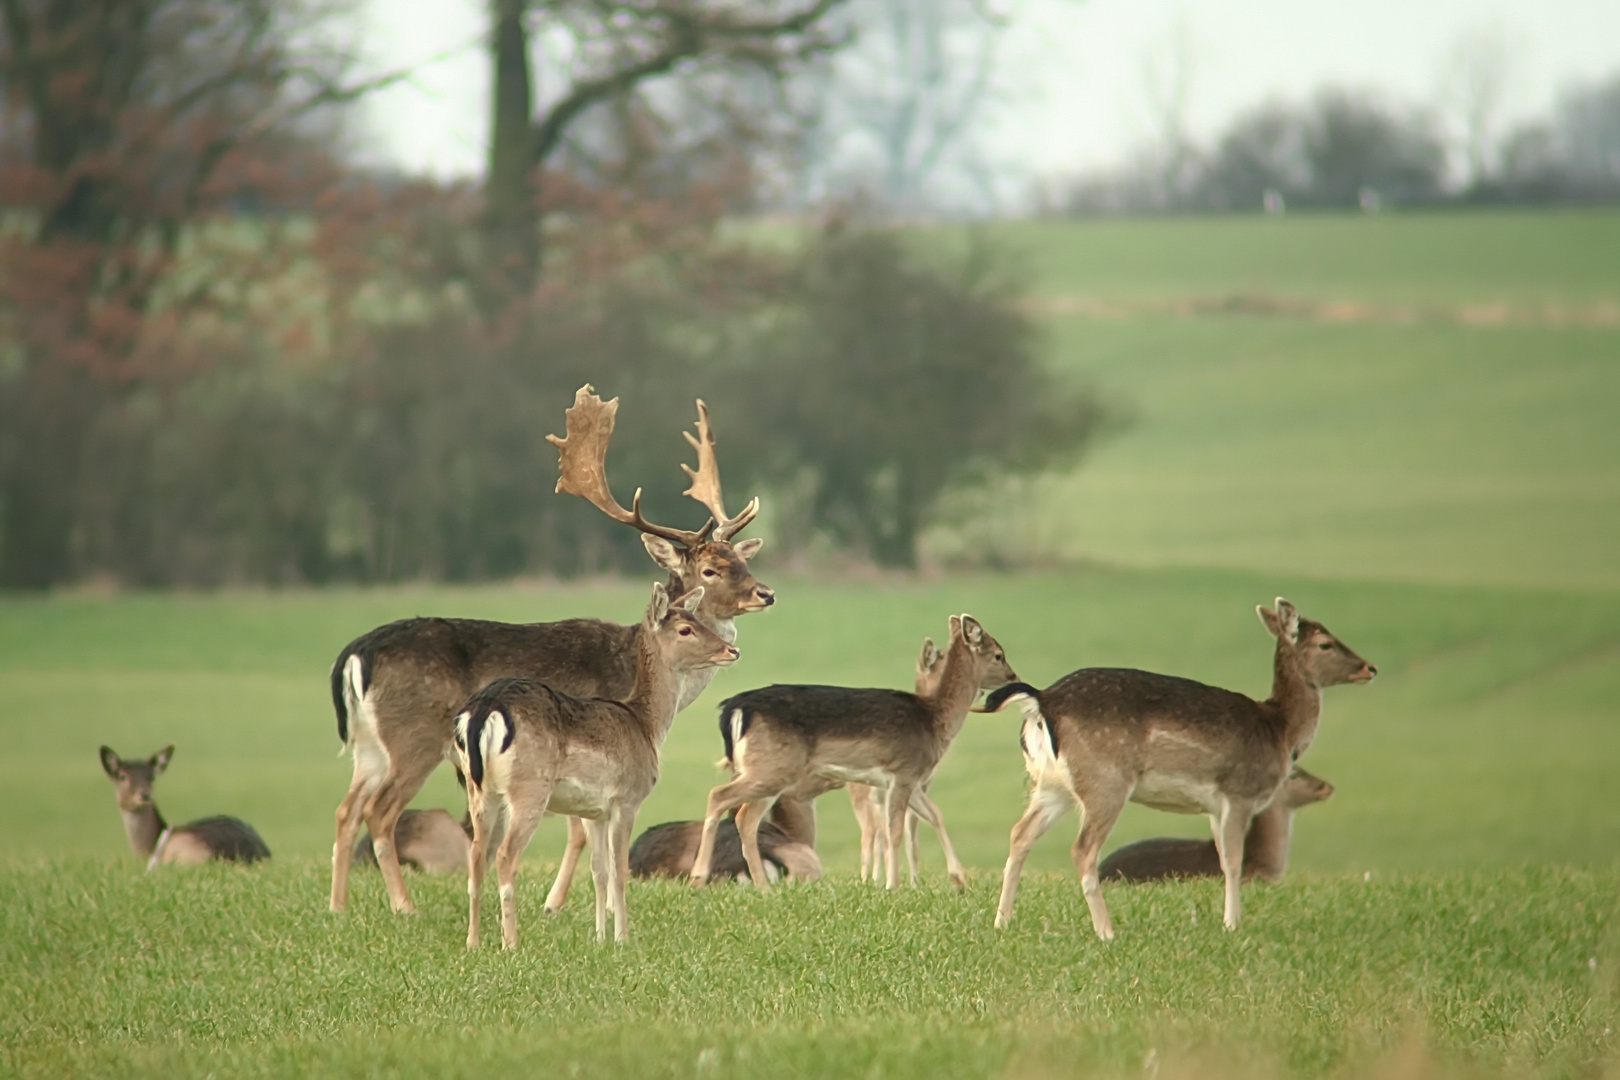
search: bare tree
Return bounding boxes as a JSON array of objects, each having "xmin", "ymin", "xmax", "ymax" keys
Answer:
[
  {"xmin": 481, "ymin": 0, "xmax": 847, "ymax": 295},
  {"xmin": 1436, "ymin": 24, "xmax": 1520, "ymax": 190}
]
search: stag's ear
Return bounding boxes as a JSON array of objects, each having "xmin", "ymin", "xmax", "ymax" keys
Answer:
[
  {"xmin": 100, "ymin": 746, "xmax": 122, "ymax": 779},
  {"xmin": 151, "ymin": 745, "xmax": 174, "ymax": 775},
  {"xmin": 960, "ymin": 615, "xmax": 985, "ymax": 647},
  {"xmin": 732, "ymin": 537, "xmax": 764, "ymax": 562},
  {"xmin": 641, "ymin": 535, "xmax": 685, "ymax": 572},
  {"xmin": 648, "ymin": 582, "xmax": 671, "ymax": 624},
  {"xmin": 918, "ymin": 638, "xmax": 940, "ymax": 672},
  {"xmin": 672, "ymin": 586, "xmax": 705, "ymax": 614}
]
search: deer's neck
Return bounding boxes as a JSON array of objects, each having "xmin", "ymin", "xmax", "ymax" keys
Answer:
[
  {"xmin": 122, "ymin": 805, "xmax": 167, "ymax": 859},
  {"xmin": 1269, "ymin": 647, "xmax": 1323, "ymax": 755},
  {"xmin": 1243, "ymin": 801, "xmax": 1296, "ymax": 880},
  {"xmin": 674, "ymin": 613, "xmax": 736, "ymax": 712},
  {"xmin": 925, "ymin": 640, "xmax": 982, "ymax": 744},
  {"xmin": 625, "ymin": 638, "xmax": 685, "ymax": 748}
]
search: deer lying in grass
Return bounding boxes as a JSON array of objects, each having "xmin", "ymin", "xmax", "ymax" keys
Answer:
[
  {"xmin": 100, "ymin": 746, "xmax": 270, "ymax": 868},
  {"xmin": 329, "ymin": 387, "xmax": 772, "ymax": 915},
  {"xmin": 1098, "ymin": 767, "xmax": 1334, "ymax": 883},
  {"xmin": 850, "ymin": 637, "xmax": 947, "ymax": 882},
  {"xmin": 354, "ymin": 809, "xmax": 473, "ymax": 875},
  {"xmin": 629, "ymin": 816, "xmax": 822, "ymax": 883},
  {"xmin": 982, "ymin": 598, "xmax": 1373, "ymax": 938},
  {"xmin": 452, "ymin": 583, "xmax": 738, "ymax": 946},
  {"xmin": 692, "ymin": 615, "xmax": 1017, "ymax": 889}
]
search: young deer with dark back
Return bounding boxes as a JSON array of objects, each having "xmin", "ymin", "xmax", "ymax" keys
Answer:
[
  {"xmin": 451, "ymin": 584, "xmax": 739, "ymax": 946},
  {"xmin": 982, "ymin": 598, "xmax": 1373, "ymax": 938},
  {"xmin": 1098, "ymin": 767, "xmax": 1335, "ymax": 884},
  {"xmin": 691, "ymin": 616, "xmax": 1017, "ymax": 889},
  {"xmin": 100, "ymin": 746, "xmax": 270, "ymax": 868},
  {"xmin": 329, "ymin": 388, "xmax": 772, "ymax": 916},
  {"xmin": 850, "ymin": 637, "xmax": 947, "ymax": 883}
]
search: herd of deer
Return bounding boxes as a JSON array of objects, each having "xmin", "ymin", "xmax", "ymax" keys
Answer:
[{"xmin": 101, "ymin": 385, "xmax": 1376, "ymax": 948}]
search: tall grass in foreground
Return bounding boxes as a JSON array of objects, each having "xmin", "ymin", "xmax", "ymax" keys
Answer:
[{"xmin": 2, "ymin": 860, "xmax": 1614, "ymax": 1079}]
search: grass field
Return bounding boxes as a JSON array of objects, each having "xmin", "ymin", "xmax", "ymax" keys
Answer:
[{"xmin": 3, "ymin": 210, "xmax": 1618, "ymax": 1078}]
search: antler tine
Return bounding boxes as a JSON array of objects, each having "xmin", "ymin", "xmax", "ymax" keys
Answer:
[
  {"xmin": 680, "ymin": 399, "xmax": 760, "ymax": 543},
  {"xmin": 547, "ymin": 385, "xmax": 711, "ymax": 548}
]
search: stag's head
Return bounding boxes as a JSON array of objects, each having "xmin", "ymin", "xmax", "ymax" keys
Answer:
[
  {"xmin": 99, "ymin": 745, "xmax": 172, "ymax": 814},
  {"xmin": 1257, "ymin": 598, "xmax": 1377, "ymax": 688},
  {"xmin": 548, "ymin": 387, "xmax": 775, "ymax": 622}
]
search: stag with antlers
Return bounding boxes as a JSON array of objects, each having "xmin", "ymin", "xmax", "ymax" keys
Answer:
[{"xmin": 329, "ymin": 386, "xmax": 774, "ymax": 916}]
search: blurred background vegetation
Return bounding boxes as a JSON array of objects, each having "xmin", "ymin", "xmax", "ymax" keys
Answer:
[{"xmin": 0, "ymin": 0, "xmax": 1615, "ymax": 590}]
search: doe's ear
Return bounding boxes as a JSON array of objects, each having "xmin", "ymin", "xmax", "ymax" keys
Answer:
[
  {"xmin": 1256, "ymin": 600, "xmax": 1300, "ymax": 644},
  {"xmin": 99, "ymin": 746, "xmax": 122, "ymax": 779},
  {"xmin": 648, "ymin": 582, "xmax": 671, "ymax": 624},
  {"xmin": 917, "ymin": 638, "xmax": 940, "ymax": 672},
  {"xmin": 948, "ymin": 615, "xmax": 962, "ymax": 640},
  {"xmin": 732, "ymin": 537, "xmax": 764, "ymax": 562},
  {"xmin": 151, "ymin": 745, "xmax": 174, "ymax": 775},
  {"xmin": 641, "ymin": 534, "xmax": 685, "ymax": 573},
  {"xmin": 959, "ymin": 615, "xmax": 985, "ymax": 646},
  {"xmin": 673, "ymin": 585, "xmax": 705, "ymax": 613}
]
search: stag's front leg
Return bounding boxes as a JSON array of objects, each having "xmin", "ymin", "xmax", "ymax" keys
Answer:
[{"xmin": 544, "ymin": 816, "xmax": 589, "ymax": 914}]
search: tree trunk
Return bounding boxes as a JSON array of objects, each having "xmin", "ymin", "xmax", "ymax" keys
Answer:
[{"xmin": 483, "ymin": 0, "xmax": 540, "ymax": 299}]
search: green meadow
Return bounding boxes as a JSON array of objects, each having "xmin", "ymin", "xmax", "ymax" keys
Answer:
[{"xmin": 2, "ymin": 210, "xmax": 1618, "ymax": 1078}]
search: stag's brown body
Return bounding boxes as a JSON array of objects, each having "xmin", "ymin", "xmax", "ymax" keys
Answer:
[
  {"xmin": 986, "ymin": 599, "xmax": 1374, "ymax": 939},
  {"xmin": 328, "ymin": 387, "xmax": 773, "ymax": 917},
  {"xmin": 1098, "ymin": 768, "xmax": 1334, "ymax": 884}
]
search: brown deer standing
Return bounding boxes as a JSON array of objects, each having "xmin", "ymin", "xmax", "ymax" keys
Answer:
[
  {"xmin": 100, "ymin": 746, "xmax": 270, "ymax": 867},
  {"xmin": 1098, "ymin": 767, "xmax": 1334, "ymax": 883},
  {"xmin": 624, "ymin": 637, "xmax": 945, "ymax": 884},
  {"xmin": 691, "ymin": 615, "xmax": 1018, "ymax": 889},
  {"xmin": 982, "ymin": 598, "xmax": 1374, "ymax": 939},
  {"xmin": 452, "ymin": 583, "xmax": 739, "ymax": 946},
  {"xmin": 849, "ymin": 636, "xmax": 948, "ymax": 883},
  {"xmin": 329, "ymin": 387, "xmax": 772, "ymax": 915}
]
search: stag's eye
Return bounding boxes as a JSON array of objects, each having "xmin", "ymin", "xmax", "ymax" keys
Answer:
[
  {"xmin": 701, "ymin": 568, "xmax": 717, "ymax": 579},
  {"xmin": 678, "ymin": 627, "xmax": 693, "ymax": 636}
]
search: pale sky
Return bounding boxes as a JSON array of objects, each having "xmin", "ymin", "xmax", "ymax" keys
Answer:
[{"xmin": 354, "ymin": 0, "xmax": 1620, "ymax": 190}]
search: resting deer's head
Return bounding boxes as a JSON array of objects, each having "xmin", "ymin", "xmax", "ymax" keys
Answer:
[
  {"xmin": 1258, "ymin": 598, "xmax": 1377, "ymax": 688},
  {"xmin": 549, "ymin": 387, "xmax": 774, "ymax": 622},
  {"xmin": 99, "ymin": 745, "xmax": 172, "ymax": 814}
]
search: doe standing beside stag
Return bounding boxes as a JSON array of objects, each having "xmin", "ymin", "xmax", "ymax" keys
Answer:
[{"xmin": 328, "ymin": 387, "xmax": 772, "ymax": 916}]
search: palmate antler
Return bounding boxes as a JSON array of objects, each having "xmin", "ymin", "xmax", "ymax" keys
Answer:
[
  {"xmin": 547, "ymin": 385, "xmax": 714, "ymax": 548},
  {"xmin": 680, "ymin": 400, "xmax": 760, "ymax": 543}
]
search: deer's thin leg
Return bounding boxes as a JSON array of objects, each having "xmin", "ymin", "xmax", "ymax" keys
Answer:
[
  {"xmin": 609, "ymin": 808, "xmax": 634, "ymax": 942},
  {"xmin": 1071, "ymin": 790, "xmax": 1126, "ymax": 942},
  {"xmin": 734, "ymin": 799, "xmax": 772, "ymax": 887},
  {"xmin": 465, "ymin": 793, "xmax": 500, "ymax": 950},
  {"xmin": 330, "ymin": 773, "xmax": 375, "ymax": 912},
  {"xmin": 544, "ymin": 816, "xmax": 589, "ymax": 914},
  {"xmin": 693, "ymin": 774, "xmax": 785, "ymax": 885},
  {"xmin": 909, "ymin": 790, "xmax": 965, "ymax": 889},
  {"xmin": 1211, "ymin": 800, "xmax": 1254, "ymax": 931},
  {"xmin": 851, "ymin": 785, "xmax": 878, "ymax": 882},
  {"xmin": 494, "ymin": 798, "xmax": 545, "ymax": 951},
  {"xmin": 884, "ymin": 784, "xmax": 914, "ymax": 889},
  {"xmin": 996, "ymin": 786, "xmax": 1072, "ymax": 928},
  {"xmin": 906, "ymin": 807, "xmax": 923, "ymax": 884},
  {"xmin": 584, "ymin": 818, "xmax": 611, "ymax": 942},
  {"xmin": 359, "ymin": 750, "xmax": 441, "ymax": 915}
]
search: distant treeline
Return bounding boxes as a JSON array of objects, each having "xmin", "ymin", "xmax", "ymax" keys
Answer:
[{"xmin": 1045, "ymin": 76, "xmax": 1620, "ymax": 215}]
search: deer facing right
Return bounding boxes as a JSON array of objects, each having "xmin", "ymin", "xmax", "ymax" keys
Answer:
[
  {"xmin": 451, "ymin": 583, "xmax": 739, "ymax": 947},
  {"xmin": 691, "ymin": 615, "xmax": 1017, "ymax": 889},
  {"xmin": 982, "ymin": 598, "xmax": 1373, "ymax": 939}
]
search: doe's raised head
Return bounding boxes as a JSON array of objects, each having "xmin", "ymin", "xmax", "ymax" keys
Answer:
[
  {"xmin": 99, "ymin": 745, "xmax": 173, "ymax": 812},
  {"xmin": 1257, "ymin": 597, "xmax": 1377, "ymax": 687}
]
